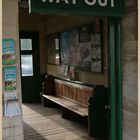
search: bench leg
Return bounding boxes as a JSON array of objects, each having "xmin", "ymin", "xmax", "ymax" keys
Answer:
[
  {"xmin": 61, "ymin": 107, "xmax": 70, "ymax": 119},
  {"xmin": 42, "ymin": 97, "xmax": 47, "ymax": 107},
  {"xmin": 42, "ymin": 97, "xmax": 57, "ymax": 107},
  {"xmin": 61, "ymin": 107, "xmax": 87, "ymax": 122}
]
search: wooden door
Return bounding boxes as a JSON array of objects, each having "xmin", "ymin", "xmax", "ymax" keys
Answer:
[{"xmin": 20, "ymin": 31, "xmax": 40, "ymax": 103}]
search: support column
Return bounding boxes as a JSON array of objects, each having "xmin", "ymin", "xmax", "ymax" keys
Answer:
[
  {"xmin": 115, "ymin": 18, "xmax": 122, "ymax": 140},
  {"xmin": 109, "ymin": 18, "xmax": 116, "ymax": 140},
  {"xmin": 108, "ymin": 18, "xmax": 122, "ymax": 140}
]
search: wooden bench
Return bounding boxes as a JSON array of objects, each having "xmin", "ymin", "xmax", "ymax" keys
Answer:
[
  {"xmin": 42, "ymin": 78, "xmax": 94, "ymax": 117},
  {"xmin": 41, "ymin": 76, "xmax": 107, "ymax": 139}
]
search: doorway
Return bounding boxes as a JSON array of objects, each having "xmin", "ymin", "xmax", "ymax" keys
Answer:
[{"xmin": 20, "ymin": 31, "xmax": 40, "ymax": 103}]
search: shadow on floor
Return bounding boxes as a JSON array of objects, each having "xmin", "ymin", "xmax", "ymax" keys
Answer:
[
  {"xmin": 23, "ymin": 121, "xmax": 48, "ymax": 140},
  {"xmin": 22, "ymin": 103, "xmax": 99, "ymax": 140}
]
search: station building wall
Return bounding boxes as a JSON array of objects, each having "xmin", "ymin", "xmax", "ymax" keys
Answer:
[
  {"xmin": 122, "ymin": 0, "xmax": 138, "ymax": 139},
  {"xmin": 2, "ymin": 0, "xmax": 137, "ymax": 140}
]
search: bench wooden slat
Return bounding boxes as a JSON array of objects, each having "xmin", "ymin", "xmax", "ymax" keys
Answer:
[
  {"xmin": 55, "ymin": 79, "xmax": 93, "ymax": 107},
  {"xmin": 42, "ymin": 94, "xmax": 88, "ymax": 117}
]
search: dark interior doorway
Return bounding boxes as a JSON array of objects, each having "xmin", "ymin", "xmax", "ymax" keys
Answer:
[{"xmin": 20, "ymin": 31, "xmax": 41, "ymax": 103}]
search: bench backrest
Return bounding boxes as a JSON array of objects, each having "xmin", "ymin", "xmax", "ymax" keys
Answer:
[{"xmin": 54, "ymin": 79, "xmax": 93, "ymax": 107}]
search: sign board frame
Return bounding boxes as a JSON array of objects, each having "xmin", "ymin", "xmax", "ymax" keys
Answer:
[{"xmin": 29, "ymin": 0, "xmax": 124, "ymax": 17}]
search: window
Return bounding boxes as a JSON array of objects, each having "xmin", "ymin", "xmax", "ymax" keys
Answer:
[
  {"xmin": 20, "ymin": 39, "xmax": 32, "ymax": 50},
  {"xmin": 20, "ymin": 39, "xmax": 34, "ymax": 76},
  {"xmin": 21, "ymin": 55, "xmax": 33, "ymax": 76}
]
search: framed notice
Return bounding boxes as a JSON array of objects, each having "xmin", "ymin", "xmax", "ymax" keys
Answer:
[
  {"xmin": 47, "ymin": 34, "xmax": 60, "ymax": 65},
  {"xmin": 78, "ymin": 24, "xmax": 92, "ymax": 71},
  {"xmin": 50, "ymin": 20, "xmax": 103, "ymax": 73},
  {"xmin": 3, "ymin": 66, "xmax": 17, "ymax": 90},
  {"xmin": 60, "ymin": 32, "xmax": 71, "ymax": 64},
  {"xmin": 90, "ymin": 19, "xmax": 103, "ymax": 73},
  {"xmin": 2, "ymin": 39, "xmax": 16, "ymax": 65},
  {"xmin": 60, "ymin": 29, "xmax": 80, "ymax": 65}
]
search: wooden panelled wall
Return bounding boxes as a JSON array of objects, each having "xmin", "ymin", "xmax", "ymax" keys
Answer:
[
  {"xmin": 122, "ymin": 0, "xmax": 138, "ymax": 140},
  {"xmin": 19, "ymin": 9, "xmax": 108, "ymax": 86},
  {"xmin": 55, "ymin": 79, "xmax": 93, "ymax": 107},
  {"xmin": 19, "ymin": 9, "xmax": 47, "ymax": 74}
]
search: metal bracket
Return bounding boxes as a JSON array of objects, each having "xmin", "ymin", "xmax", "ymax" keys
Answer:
[{"xmin": 105, "ymin": 105, "xmax": 111, "ymax": 110}]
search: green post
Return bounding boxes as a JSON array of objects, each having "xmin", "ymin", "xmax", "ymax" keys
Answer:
[
  {"xmin": 108, "ymin": 18, "xmax": 122, "ymax": 140},
  {"xmin": 109, "ymin": 18, "xmax": 116, "ymax": 140},
  {"xmin": 115, "ymin": 19, "xmax": 122, "ymax": 140}
]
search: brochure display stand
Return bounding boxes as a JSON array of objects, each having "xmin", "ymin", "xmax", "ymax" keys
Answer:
[
  {"xmin": 2, "ymin": 39, "xmax": 21, "ymax": 117},
  {"xmin": 4, "ymin": 92, "xmax": 21, "ymax": 117}
]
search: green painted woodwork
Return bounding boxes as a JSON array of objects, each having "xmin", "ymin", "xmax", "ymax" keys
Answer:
[
  {"xmin": 109, "ymin": 18, "xmax": 116, "ymax": 140},
  {"xmin": 20, "ymin": 32, "xmax": 41, "ymax": 103},
  {"xmin": 29, "ymin": 0, "xmax": 124, "ymax": 17},
  {"xmin": 108, "ymin": 18, "xmax": 122, "ymax": 140},
  {"xmin": 115, "ymin": 18, "xmax": 122, "ymax": 140}
]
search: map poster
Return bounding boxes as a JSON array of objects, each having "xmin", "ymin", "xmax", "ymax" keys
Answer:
[
  {"xmin": 2, "ymin": 39, "xmax": 16, "ymax": 65},
  {"xmin": 3, "ymin": 66, "xmax": 17, "ymax": 90}
]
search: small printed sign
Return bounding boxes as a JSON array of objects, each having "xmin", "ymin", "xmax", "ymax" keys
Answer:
[
  {"xmin": 3, "ymin": 66, "xmax": 17, "ymax": 90},
  {"xmin": 2, "ymin": 39, "xmax": 16, "ymax": 65}
]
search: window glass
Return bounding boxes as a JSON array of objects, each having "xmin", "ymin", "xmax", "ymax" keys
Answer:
[
  {"xmin": 20, "ymin": 39, "xmax": 32, "ymax": 50},
  {"xmin": 21, "ymin": 55, "xmax": 33, "ymax": 76}
]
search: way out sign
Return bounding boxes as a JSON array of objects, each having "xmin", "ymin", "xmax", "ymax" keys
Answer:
[{"xmin": 29, "ymin": 0, "xmax": 124, "ymax": 17}]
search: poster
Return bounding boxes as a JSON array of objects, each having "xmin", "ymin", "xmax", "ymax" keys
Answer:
[
  {"xmin": 61, "ymin": 30, "xmax": 80, "ymax": 65},
  {"xmin": 4, "ymin": 66, "xmax": 17, "ymax": 90},
  {"xmin": 69, "ymin": 29, "xmax": 80, "ymax": 65},
  {"xmin": 2, "ymin": 39, "xmax": 16, "ymax": 65},
  {"xmin": 60, "ymin": 32, "xmax": 71, "ymax": 64},
  {"xmin": 90, "ymin": 20, "xmax": 102, "ymax": 73},
  {"xmin": 61, "ymin": 64, "xmax": 69, "ymax": 76},
  {"xmin": 79, "ymin": 24, "xmax": 92, "ymax": 62},
  {"xmin": 91, "ymin": 60, "xmax": 102, "ymax": 73},
  {"xmin": 47, "ymin": 34, "xmax": 60, "ymax": 65},
  {"xmin": 91, "ymin": 33, "xmax": 102, "ymax": 73},
  {"xmin": 69, "ymin": 66, "xmax": 75, "ymax": 80},
  {"xmin": 60, "ymin": 20, "xmax": 103, "ymax": 73},
  {"xmin": 79, "ymin": 42, "xmax": 91, "ymax": 61},
  {"xmin": 78, "ymin": 24, "xmax": 92, "ymax": 71}
]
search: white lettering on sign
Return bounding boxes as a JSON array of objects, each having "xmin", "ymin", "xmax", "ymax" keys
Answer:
[
  {"xmin": 98, "ymin": 0, "xmax": 107, "ymax": 7},
  {"xmin": 73, "ymin": 0, "xmax": 76, "ymax": 4},
  {"xmin": 85, "ymin": 0, "xmax": 96, "ymax": 6},
  {"xmin": 56, "ymin": 0, "xmax": 69, "ymax": 4},
  {"xmin": 110, "ymin": 0, "xmax": 114, "ymax": 7},
  {"xmin": 42, "ymin": 0, "xmax": 114, "ymax": 7},
  {"xmin": 42, "ymin": 0, "xmax": 53, "ymax": 2}
]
